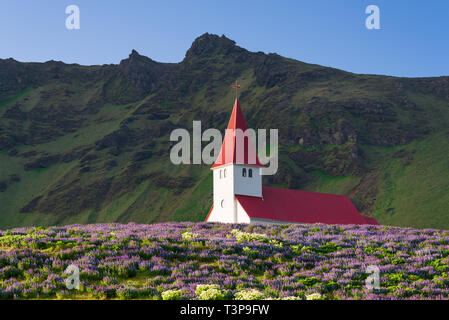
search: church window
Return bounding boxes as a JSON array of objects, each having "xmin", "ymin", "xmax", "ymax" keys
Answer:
[
  {"xmin": 219, "ymin": 170, "xmax": 222, "ymax": 179},
  {"xmin": 223, "ymin": 169, "xmax": 227, "ymax": 178},
  {"xmin": 248, "ymin": 169, "xmax": 253, "ymax": 177},
  {"xmin": 221, "ymin": 199, "xmax": 225, "ymax": 208},
  {"xmin": 242, "ymin": 168, "xmax": 247, "ymax": 177}
]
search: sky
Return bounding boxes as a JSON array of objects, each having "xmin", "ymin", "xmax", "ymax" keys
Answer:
[{"xmin": 0, "ymin": 0, "xmax": 448, "ymax": 77}]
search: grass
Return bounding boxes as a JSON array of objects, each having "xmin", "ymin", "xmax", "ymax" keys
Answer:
[
  {"xmin": 28, "ymin": 103, "xmax": 129, "ymax": 154},
  {"xmin": 0, "ymin": 87, "xmax": 32, "ymax": 108},
  {"xmin": 368, "ymin": 132, "xmax": 449, "ymax": 229},
  {"xmin": 363, "ymin": 91, "xmax": 449, "ymax": 228},
  {"xmin": 172, "ymin": 171, "xmax": 212, "ymax": 222},
  {"xmin": 303, "ymin": 171, "xmax": 360, "ymax": 196}
]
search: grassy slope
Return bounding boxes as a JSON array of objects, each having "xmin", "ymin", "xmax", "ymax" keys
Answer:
[
  {"xmin": 367, "ymin": 132, "xmax": 449, "ymax": 228},
  {"xmin": 0, "ymin": 83, "xmax": 130, "ymax": 227},
  {"xmin": 2, "ymin": 89, "xmax": 449, "ymax": 229},
  {"xmin": 0, "ymin": 80, "xmax": 216, "ymax": 227},
  {"xmin": 0, "ymin": 57, "xmax": 448, "ymax": 229},
  {"xmin": 301, "ymin": 92, "xmax": 449, "ymax": 228},
  {"xmin": 367, "ymin": 92, "xmax": 449, "ymax": 228}
]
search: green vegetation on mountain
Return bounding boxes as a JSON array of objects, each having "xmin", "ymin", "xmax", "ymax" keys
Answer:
[{"xmin": 0, "ymin": 33, "xmax": 448, "ymax": 229}]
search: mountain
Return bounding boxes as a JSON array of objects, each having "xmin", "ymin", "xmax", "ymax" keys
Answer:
[{"xmin": 0, "ymin": 33, "xmax": 448, "ymax": 229}]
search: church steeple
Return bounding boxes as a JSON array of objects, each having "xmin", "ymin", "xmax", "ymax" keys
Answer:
[
  {"xmin": 207, "ymin": 83, "xmax": 264, "ymax": 223},
  {"xmin": 211, "ymin": 97, "xmax": 264, "ymax": 169}
]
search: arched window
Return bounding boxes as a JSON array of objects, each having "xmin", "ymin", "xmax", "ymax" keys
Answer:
[
  {"xmin": 219, "ymin": 170, "xmax": 222, "ymax": 179},
  {"xmin": 248, "ymin": 169, "xmax": 253, "ymax": 178},
  {"xmin": 242, "ymin": 168, "xmax": 247, "ymax": 177},
  {"xmin": 223, "ymin": 168, "xmax": 227, "ymax": 178}
]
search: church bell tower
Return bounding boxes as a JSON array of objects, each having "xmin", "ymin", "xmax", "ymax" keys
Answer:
[{"xmin": 208, "ymin": 81, "xmax": 264, "ymax": 223}]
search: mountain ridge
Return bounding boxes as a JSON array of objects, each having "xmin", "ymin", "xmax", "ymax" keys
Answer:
[{"xmin": 4, "ymin": 32, "xmax": 449, "ymax": 79}]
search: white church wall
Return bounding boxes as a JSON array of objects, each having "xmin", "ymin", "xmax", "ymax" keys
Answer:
[
  {"xmin": 206, "ymin": 206, "xmax": 219, "ymax": 222},
  {"xmin": 210, "ymin": 164, "xmax": 236, "ymax": 223},
  {"xmin": 233, "ymin": 165, "xmax": 262, "ymax": 197},
  {"xmin": 236, "ymin": 200, "xmax": 251, "ymax": 223},
  {"xmin": 209, "ymin": 164, "xmax": 262, "ymax": 224}
]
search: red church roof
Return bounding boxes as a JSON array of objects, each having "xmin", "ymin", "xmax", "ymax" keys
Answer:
[
  {"xmin": 211, "ymin": 98, "xmax": 264, "ymax": 169},
  {"xmin": 235, "ymin": 186, "xmax": 378, "ymax": 225}
]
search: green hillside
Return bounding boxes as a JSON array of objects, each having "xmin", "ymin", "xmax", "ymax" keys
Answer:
[{"xmin": 0, "ymin": 33, "xmax": 448, "ymax": 229}]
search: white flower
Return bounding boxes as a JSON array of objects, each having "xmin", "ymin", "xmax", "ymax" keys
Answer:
[
  {"xmin": 231, "ymin": 229, "xmax": 269, "ymax": 243},
  {"xmin": 198, "ymin": 288, "xmax": 224, "ymax": 300},
  {"xmin": 306, "ymin": 293, "xmax": 322, "ymax": 300},
  {"xmin": 282, "ymin": 296, "xmax": 302, "ymax": 300},
  {"xmin": 196, "ymin": 284, "xmax": 219, "ymax": 295},
  {"xmin": 182, "ymin": 231, "xmax": 199, "ymax": 240},
  {"xmin": 235, "ymin": 289, "xmax": 265, "ymax": 300},
  {"xmin": 161, "ymin": 289, "xmax": 183, "ymax": 300}
]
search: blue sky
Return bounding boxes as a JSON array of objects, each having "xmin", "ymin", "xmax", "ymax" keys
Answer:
[{"xmin": 0, "ymin": 0, "xmax": 448, "ymax": 77}]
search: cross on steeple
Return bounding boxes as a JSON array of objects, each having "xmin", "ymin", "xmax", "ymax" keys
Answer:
[{"xmin": 231, "ymin": 80, "xmax": 242, "ymax": 99}]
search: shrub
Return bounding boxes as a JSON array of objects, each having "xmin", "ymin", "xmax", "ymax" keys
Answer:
[
  {"xmin": 306, "ymin": 293, "xmax": 322, "ymax": 300},
  {"xmin": 234, "ymin": 289, "xmax": 265, "ymax": 300},
  {"xmin": 198, "ymin": 288, "xmax": 225, "ymax": 300},
  {"xmin": 196, "ymin": 284, "xmax": 219, "ymax": 295},
  {"xmin": 161, "ymin": 289, "xmax": 184, "ymax": 300},
  {"xmin": 231, "ymin": 229, "xmax": 269, "ymax": 243},
  {"xmin": 182, "ymin": 232, "xmax": 199, "ymax": 241}
]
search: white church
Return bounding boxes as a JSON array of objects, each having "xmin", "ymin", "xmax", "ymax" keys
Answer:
[{"xmin": 205, "ymin": 89, "xmax": 378, "ymax": 226}]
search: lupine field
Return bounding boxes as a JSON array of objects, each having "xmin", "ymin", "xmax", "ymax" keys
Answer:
[{"xmin": 1, "ymin": 222, "xmax": 449, "ymax": 300}]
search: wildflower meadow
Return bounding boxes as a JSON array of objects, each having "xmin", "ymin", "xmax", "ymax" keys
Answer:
[{"xmin": 0, "ymin": 222, "xmax": 449, "ymax": 300}]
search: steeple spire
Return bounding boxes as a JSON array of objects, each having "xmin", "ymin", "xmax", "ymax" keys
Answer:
[{"xmin": 211, "ymin": 88, "xmax": 264, "ymax": 169}]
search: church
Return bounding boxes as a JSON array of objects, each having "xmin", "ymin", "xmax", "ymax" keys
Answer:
[{"xmin": 205, "ymin": 88, "xmax": 378, "ymax": 226}]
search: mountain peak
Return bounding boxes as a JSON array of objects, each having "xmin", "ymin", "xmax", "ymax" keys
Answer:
[
  {"xmin": 184, "ymin": 33, "xmax": 240, "ymax": 60},
  {"xmin": 119, "ymin": 49, "xmax": 156, "ymax": 67},
  {"xmin": 129, "ymin": 49, "xmax": 141, "ymax": 58}
]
